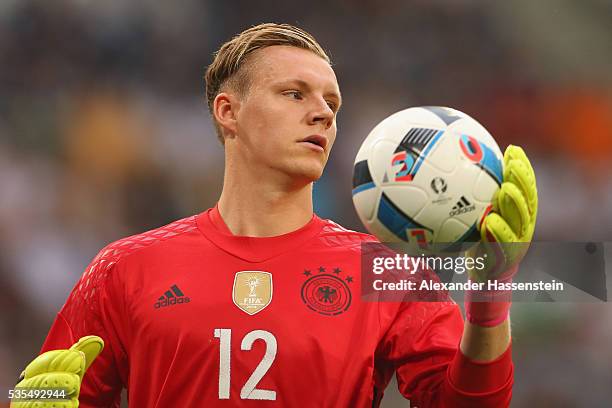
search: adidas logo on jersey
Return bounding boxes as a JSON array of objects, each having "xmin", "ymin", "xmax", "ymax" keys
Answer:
[
  {"xmin": 449, "ymin": 196, "xmax": 475, "ymax": 216},
  {"xmin": 154, "ymin": 284, "xmax": 190, "ymax": 309}
]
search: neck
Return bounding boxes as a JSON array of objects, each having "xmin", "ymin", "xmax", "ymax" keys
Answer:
[{"xmin": 217, "ymin": 159, "xmax": 314, "ymax": 237}]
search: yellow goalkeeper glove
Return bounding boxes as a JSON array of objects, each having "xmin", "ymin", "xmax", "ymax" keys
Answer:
[
  {"xmin": 484, "ymin": 145, "xmax": 538, "ymax": 242},
  {"xmin": 10, "ymin": 336, "xmax": 104, "ymax": 408},
  {"xmin": 470, "ymin": 144, "xmax": 538, "ymax": 280},
  {"xmin": 466, "ymin": 144, "xmax": 538, "ymax": 326}
]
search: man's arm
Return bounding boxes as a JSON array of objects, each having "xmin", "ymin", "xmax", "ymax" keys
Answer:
[
  {"xmin": 460, "ymin": 319, "xmax": 510, "ymax": 361},
  {"xmin": 379, "ymin": 145, "xmax": 536, "ymax": 407},
  {"xmin": 375, "ymin": 301, "xmax": 514, "ymax": 408},
  {"xmin": 13, "ymin": 244, "xmax": 130, "ymax": 407},
  {"xmin": 451, "ymin": 144, "xmax": 537, "ymax": 395}
]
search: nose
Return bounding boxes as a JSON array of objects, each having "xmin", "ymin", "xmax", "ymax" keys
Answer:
[{"xmin": 307, "ymin": 97, "xmax": 335, "ymax": 129}]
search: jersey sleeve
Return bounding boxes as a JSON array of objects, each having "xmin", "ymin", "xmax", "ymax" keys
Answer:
[
  {"xmin": 41, "ymin": 247, "xmax": 130, "ymax": 408},
  {"xmin": 374, "ymin": 301, "xmax": 462, "ymax": 406},
  {"xmin": 375, "ymin": 301, "xmax": 513, "ymax": 407}
]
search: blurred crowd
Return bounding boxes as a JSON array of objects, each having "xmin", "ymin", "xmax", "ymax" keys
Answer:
[{"xmin": 1, "ymin": 0, "xmax": 611, "ymax": 406}]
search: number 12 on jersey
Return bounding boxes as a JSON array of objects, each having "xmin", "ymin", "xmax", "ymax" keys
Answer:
[{"xmin": 213, "ymin": 329, "xmax": 278, "ymax": 400}]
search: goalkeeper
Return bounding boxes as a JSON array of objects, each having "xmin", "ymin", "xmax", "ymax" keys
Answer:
[{"xmin": 12, "ymin": 23, "xmax": 537, "ymax": 407}]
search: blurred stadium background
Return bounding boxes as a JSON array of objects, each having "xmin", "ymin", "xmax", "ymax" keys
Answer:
[{"xmin": 1, "ymin": 0, "xmax": 611, "ymax": 406}]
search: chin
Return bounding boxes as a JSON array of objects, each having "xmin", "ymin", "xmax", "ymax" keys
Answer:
[
  {"xmin": 297, "ymin": 169, "xmax": 324, "ymax": 183},
  {"xmin": 288, "ymin": 163, "xmax": 325, "ymax": 184}
]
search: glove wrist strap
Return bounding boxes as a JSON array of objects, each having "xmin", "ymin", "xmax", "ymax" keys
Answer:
[{"xmin": 465, "ymin": 265, "xmax": 518, "ymax": 327}]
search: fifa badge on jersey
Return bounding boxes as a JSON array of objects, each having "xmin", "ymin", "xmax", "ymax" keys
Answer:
[{"xmin": 232, "ymin": 271, "xmax": 273, "ymax": 315}]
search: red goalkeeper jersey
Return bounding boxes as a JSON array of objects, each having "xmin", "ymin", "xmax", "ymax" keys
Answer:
[{"xmin": 41, "ymin": 206, "xmax": 512, "ymax": 407}]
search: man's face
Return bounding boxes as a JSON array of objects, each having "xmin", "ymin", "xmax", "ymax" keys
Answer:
[{"xmin": 229, "ymin": 45, "xmax": 341, "ymax": 184}]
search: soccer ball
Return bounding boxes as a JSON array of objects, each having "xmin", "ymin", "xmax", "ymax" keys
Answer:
[{"xmin": 352, "ymin": 106, "xmax": 503, "ymax": 248}]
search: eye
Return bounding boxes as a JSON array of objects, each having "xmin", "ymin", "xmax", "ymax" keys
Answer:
[
  {"xmin": 284, "ymin": 90, "xmax": 303, "ymax": 100},
  {"xmin": 326, "ymin": 101, "xmax": 337, "ymax": 112}
]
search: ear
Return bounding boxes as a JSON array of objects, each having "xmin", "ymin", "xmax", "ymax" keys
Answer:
[{"xmin": 213, "ymin": 92, "xmax": 240, "ymax": 140}]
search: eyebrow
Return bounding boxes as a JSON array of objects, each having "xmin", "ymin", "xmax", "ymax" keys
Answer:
[{"xmin": 276, "ymin": 79, "xmax": 343, "ymax": 109}]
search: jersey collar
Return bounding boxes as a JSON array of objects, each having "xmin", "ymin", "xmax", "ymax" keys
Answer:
[{"xmin": 196, "ymin": 205, "xmax": 325, "ymax": 262}]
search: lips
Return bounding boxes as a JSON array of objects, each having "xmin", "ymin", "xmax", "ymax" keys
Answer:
[{"xmin": 299, "ymin": 135, "xmax": 328, "ymax": 151}]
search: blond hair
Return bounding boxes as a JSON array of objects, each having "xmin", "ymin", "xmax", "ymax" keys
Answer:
[{"xmin": 205, "ymin": 23, "xmax": 331, "ymax": 143}]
